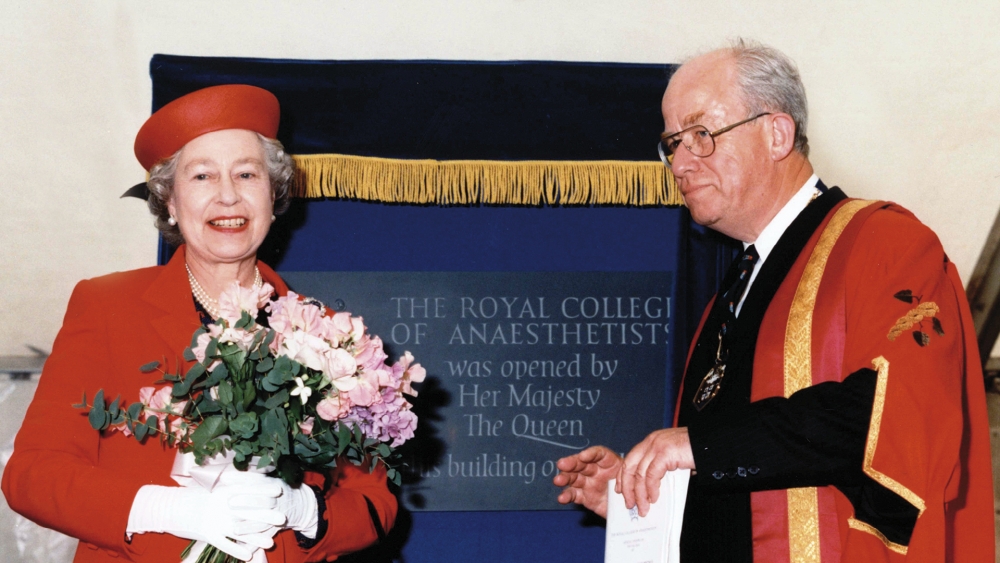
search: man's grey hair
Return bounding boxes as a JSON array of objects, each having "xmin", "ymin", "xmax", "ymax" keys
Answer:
[
  {"xmin": 726, "ymin": 38, "xmax": 810, "ymax": 156},
  {"xmin": 146, "ymin": 133, "xmax": 294, "ymax": 246}
]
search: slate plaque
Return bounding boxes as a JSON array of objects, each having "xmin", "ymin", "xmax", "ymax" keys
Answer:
[{"xmin": 280, "ymin": 271, "xmax": 673, "ymax": 511}]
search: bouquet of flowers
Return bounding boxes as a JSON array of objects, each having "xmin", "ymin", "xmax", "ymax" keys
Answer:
[{"xmin": 77, "ymin": 281, "xmax": 424, "ymax": 562}]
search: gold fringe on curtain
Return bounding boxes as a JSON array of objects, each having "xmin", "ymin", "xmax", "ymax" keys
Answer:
[{"xmin": 292, "ymin": 153, "xmax": 682, "ymax": 206}]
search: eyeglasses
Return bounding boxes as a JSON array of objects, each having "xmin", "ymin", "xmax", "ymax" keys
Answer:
[{"xmin": 658, "ymin": 113, "xmax": 771, "ymax": 168}]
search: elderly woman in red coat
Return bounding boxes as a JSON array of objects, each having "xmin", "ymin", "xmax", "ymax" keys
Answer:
[{"xmin": 2, "ymin": 85, "xmax": 397, "ymax": 563}]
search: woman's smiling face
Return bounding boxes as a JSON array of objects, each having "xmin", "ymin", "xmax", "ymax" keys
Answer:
[{"xmin": 168, "ymin": 129, "xmax": 274, "ymax": 267}]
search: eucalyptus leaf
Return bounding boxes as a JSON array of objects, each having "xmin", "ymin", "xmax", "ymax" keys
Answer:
[
  {"xmin": 336, "ymin": 424, "xmax": 351, "ymax": 456},
  {"xmin": 186, "ymin": 362, "xmax": 206, "ymax": 380},
  {"xmin": 198, "ymin": 362, "xmax": 229, "ymax": 390},
  {"xmin": 217, "ymin": 381, "xmax": 234, "ymax": 406},
  {"xmin": 139, "ymin": 361, "xmax": 160, "ymax": 373},
  {"xmin": 257, "ymin": 452, "xmax": 273, "ymax": 469},
  {"xmin": 236, "ymin": 310, "xmax": 253, "ymax": 330},
  {"xmin": 242, "ymin": 381, "xmax": 256, "ymax": 410},
  {"xmin": 189, "ymin": 326, "xmax": 207, "ymax": 348},
  {"xmin": 88, "ymin": 392, "xmax": 107, "ymax": 430},
  {"xmin": 264, "ymin": 389, "xmax": 290, "ymax": 410},
  {"xmin": 205, "ymin": 339, "xmax": 218, "ymax": 359},
  {"xmin": 190, "ymin": 415, "xmax": 228, "ymax": 449},
  {"xmin": 125, "ymin": 402, "xmax": 142, "ymax": 423},
  {"xmin": 194, "ymin": 395, "xmax": 222, "ymax": 415},
  {"xmin": 262, "ymin": 370, "xmax": 287, "ymax": 392},
  {"xmin": 230, "ymin": 412, "xmax": 259, "ymax": 439}
]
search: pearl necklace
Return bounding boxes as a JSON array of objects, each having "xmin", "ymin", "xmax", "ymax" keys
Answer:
[{"xmin": 186, "ymin": 263, "xmax": 262, "ymax": 320}]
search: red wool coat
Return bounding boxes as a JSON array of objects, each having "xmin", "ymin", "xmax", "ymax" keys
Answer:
[{"xmin": 2, "ymin": 246, "xmax": 397, "ymax": 562}]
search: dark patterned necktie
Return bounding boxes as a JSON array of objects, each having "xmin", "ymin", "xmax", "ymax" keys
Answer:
[{"xmin": 693, "ymin": 244, "xmax": 759, "ymax": 411}]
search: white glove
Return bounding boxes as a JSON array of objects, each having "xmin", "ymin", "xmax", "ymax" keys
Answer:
[
  {"xmin": 218, "ymin": 471, "xmax": 320, "ymax": 538},
  {"xmin": 127, "ymin": 484, "xmax": 285, "ymax": 561}
]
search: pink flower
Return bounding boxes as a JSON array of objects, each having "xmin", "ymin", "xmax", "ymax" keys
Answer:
[
  {"xmin": 109, "ymin": 420, "xmax": 132, "ymax": 437},
  {"xmin": 191, "ymin": 325, "xmax": 222, "ymax": 364},
  {"xmin": 218, "ymin": 281, "xmax": 274, "ymax": 324},
  {"xmin": 218, "ymin": 327, "xmax": 258, "ymax": 352},
  {"xmin": 139, "ymin": 386, "xmax": 172, "ymax": 411},
  {"xmin": 269, "ymin": 292, "xmax": 326, "ymax": 338},
  {"xmin": 299, "ymin": 416, "xmax": 315, "ymax": 436},
  {"xmin": 392, "ymin": 351, "xmax": 426, "ymax": 396},
  {"xmin": 328, "ymin": 312, "xmax": 355, "ymax": 342},
  {"xmin": 324, "ymin": 348, "xmax": 358, "ymax": 382},
  {"xmin": 280, "ymin": 331, "xmax": 331, "ymax": 372},
  {"xmin": 137, "ymin": 386, "xmax": 187, "ymax": 437},
  {"xmin": 350, "ymin": 317, "xmax": 366, "ymax": 343},
  {"xmin": 316, "ymin": 394, "xmax": 350, "ymax": 421},
  {"xmin": 354, "ymin": 336, "xmax": 388, "ymax": 372},
  {"xmin": 346, "ymin": 376, "xmax": 379, "ymax": 407}
]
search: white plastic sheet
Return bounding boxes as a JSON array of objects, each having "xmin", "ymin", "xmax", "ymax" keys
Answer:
[{"xmin": 0, "ymin": 377, "xmax": 77, "ymax": 563}]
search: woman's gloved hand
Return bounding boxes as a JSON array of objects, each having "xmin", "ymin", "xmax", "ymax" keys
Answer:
[
  {"xmin": 127, "ymin": 483, "xmax": 285, "ymax": 561},
  {"xmin": 218, "ymin": 471, "xmax": 319, "ymax": 538}
]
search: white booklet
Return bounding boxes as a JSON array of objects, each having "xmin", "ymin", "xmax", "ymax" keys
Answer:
[{"xmin": 604, "ymin": 470, "xmax": 690, "ymax": 563}]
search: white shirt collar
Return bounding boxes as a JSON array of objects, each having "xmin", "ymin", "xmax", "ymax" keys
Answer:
[
  {"xmin": 735, "ymin": 174, "xmax": 820, "ymax": 316},
  {"xmin": 744, "ymin": 173, "xmax": 820, "ymax": 256}
]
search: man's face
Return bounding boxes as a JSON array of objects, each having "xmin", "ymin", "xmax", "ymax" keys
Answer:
[{"xmin": 661, "ymin": 52, "xmax": 772, "ymax": 240}]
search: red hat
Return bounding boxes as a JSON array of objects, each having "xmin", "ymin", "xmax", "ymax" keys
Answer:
[{"xmin": 133, "ymin": 84, "xmax": 280, "ymax": 171}]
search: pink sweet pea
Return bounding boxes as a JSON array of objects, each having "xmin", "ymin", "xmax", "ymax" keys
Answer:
[
  {"xmin": 392, "ymin": 351, "xmax": 426, "ymax": 396},
  {"xmin": 354, "ymin": 336, "xmax": 388, "ymax": 371},
  {"xmin": 324, "ymin": 347, "xmax": 358, "ymax": 382},
  {"xmin": 316, "ymin": 394, "xmax": 351, "ymax": 421},
  {"xmin": 269, "ymin": 292, "xmax": 326, "ymax": 337},
  {"xmin": 280, "ymin": 330, "xmax": 331, "ymax": 372},
  {"xmin": 299, "ymin": 416, "xmax": 315, "ymax": 436},
  {"xmin": 137, "ymin": 386, "xmax": 188, "ymax": 438},
  {"xmin": 218, "ymin": 281, "xmax": 274, "ymax": 324},
  {"xmin": 191, "ymin": 325, "xmax": 223, "ymax": 364},
  {"xmin": 346, "ymin": 376, "xmax": 379, "ymax": 407},
  {"xmin": 217, "ymin": 326, "xmax": 258, "ymax": 352},
  {"xmin": 328, "ymin": 312, "xmax": 354, "ymax": 343}
]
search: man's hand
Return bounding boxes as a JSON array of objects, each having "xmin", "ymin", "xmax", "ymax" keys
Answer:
[
  {"xmin": 553, "ymin": 445, "xmax": 623, "ymax": 518},
  {"xmin": 617, "ymin": 427, "xmax": 695, "ymax": 517}
]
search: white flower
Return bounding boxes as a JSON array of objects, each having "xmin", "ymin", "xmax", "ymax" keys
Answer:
[{"xmin": 290, "ymin": 376, "xmax": 312, "ymax": 405}]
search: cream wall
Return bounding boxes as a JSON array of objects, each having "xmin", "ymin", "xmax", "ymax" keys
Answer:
[{"xmin": 2, "ymin": 1, "xmax": 999, "ymax": 357}]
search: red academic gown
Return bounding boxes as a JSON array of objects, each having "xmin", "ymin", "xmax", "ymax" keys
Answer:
[
  {"xmin": 677, "ymin": 193, "xmax": 994, "ymax": 562},
  {"xmin": 2, "ymin": 246, "xmax": 397, "ymax": 562}
]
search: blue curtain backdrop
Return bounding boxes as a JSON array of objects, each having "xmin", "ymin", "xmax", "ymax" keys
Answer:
[{"xmin": 149, "ymin": 55, "xmax": 737, "ymax": 563}]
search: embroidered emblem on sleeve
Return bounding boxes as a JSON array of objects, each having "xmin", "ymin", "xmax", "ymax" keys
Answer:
[{"xmin": 886, "ymin": 290, "xmax": 942, "ymax": 346}]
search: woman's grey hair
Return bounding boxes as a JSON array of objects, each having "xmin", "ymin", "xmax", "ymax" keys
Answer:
[
  {"xmin": 146, "ymin": 133, "xmax": 294, "ymax": 246},
  {"xmin": 726, "ymin": 38, "xmax": 810, "ymax": 156}
]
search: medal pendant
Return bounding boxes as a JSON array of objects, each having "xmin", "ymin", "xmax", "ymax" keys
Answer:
[{"xmin": 693, "ymin": 363, "xmax": 726, "ymax": 411}]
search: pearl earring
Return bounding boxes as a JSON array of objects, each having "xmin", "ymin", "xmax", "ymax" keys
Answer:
[
  {"xmin": 271, "ymin": 214, "xmax": 276, "ymax": 222},
  {"xmin": 167, "ymin": 217, "xmax": 177, "ymax": 226}
]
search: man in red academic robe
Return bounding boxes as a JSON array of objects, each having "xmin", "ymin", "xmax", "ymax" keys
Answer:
[{"xmin": 553, "ymin": 39, "xmax": 994, "ymax": 562}]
